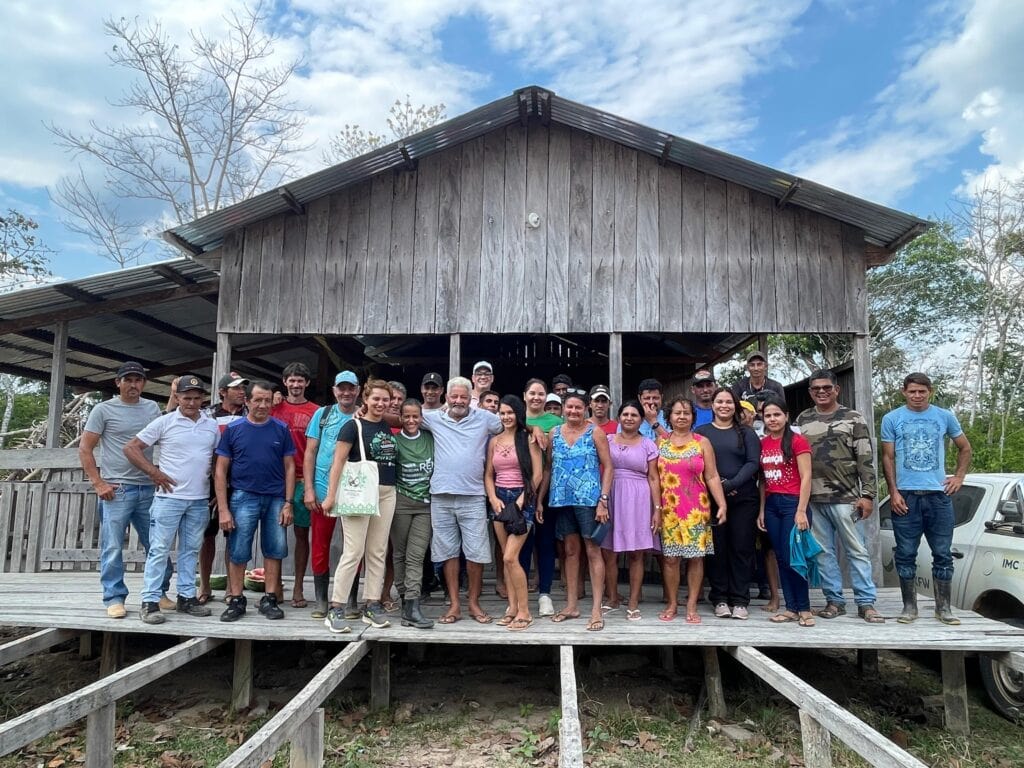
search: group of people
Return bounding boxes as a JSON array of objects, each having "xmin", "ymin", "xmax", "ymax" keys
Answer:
[{"xmin": 80, "ymin": 352, "xmax": 972, "ymax": 633}]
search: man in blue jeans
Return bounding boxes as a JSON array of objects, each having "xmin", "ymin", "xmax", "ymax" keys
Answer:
[
  {"xmin": 79, "ymin": 361, "xmax": 171, "ymax": 618},
  {"xmin": 123, "ymin": 375, "xmax": 220, "ymax": 624},
  {"xmin": 881, "ymin": 372, "xmax": 972, "ymax": 625},
  {"xmin": 214, "ymin": 380, "xmax": 296, "ymax": 622}
]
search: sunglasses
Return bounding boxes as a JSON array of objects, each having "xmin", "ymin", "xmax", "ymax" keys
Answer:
[{"xmin": 809, "ymin": 385, "xmax": 835, "ymax": 393}]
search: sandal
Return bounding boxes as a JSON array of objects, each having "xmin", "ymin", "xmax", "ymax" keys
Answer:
[
  {"xmin": 770, "ymin": 611, "xmax": 799, "ymax": 623},
  {"xmin": 798, "ymin": 612, "xmax": 816, "ymax": 627},
  {"xmin": 816, "ymin": 603, "xmax": 845, "ymax": 620},
  {"xmin": 626, "ymin": 609, "xmax": 642, "ymax": 621},
  {"xmin": 685, "ymin": 613, "xmax": 702, "ymax": 625},
  {"xmin": 586, "ymin": 618, "xmax": 604, "ymax": 631},
  {"xmin": 858, "ymin": 605, "xmax": 885, "ymax": 624},
  {"xmin": 658, "ymin": 609, "xmax": 676, "ymax": 622},
  {"xmin": 552, "ymin": 610, "xmax": 581, "ymax": 623},
  {"xmin": 438, "ymin": 613, "xmax": 460, "ymax": 624},
  {"xmin": 508, "ymin": 617, "xmax": 534, "ymax": 632},
  {"xmin": 497, "ymin": 610, "xmax": 515, "ymax": 627},
  {"xmin": 196, "ymin": 592, "xmax": 212, "ymax": 606},
  {"xmin": 290, "ymin": 597, "xmax": 308, "ymax": 608}
]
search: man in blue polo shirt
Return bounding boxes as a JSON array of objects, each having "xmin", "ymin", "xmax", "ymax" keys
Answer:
[
  {"xmin": 215, "ymin": 380, "xmax": 296, "ymax": 621},
  {"xmin": 882, "ymin": 372, "xmax": 972, "ymax": 625}
]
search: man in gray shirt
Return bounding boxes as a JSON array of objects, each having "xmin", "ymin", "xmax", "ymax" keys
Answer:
[
  {"xmin": 421, "ymin": 377, "xmax": 502, "ymax": 624},
  {"xmin": 79, "ymin": 362, "xmax": 171, "ymax": 618}
]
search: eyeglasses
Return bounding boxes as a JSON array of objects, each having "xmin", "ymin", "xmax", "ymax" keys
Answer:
[
  {"xmin": 473, "ymin": 371, "xmax": 493, "ymax": 377},
  {"xmin": 809, "ymin": 385, "xmax": 834, "ymax": 393}
]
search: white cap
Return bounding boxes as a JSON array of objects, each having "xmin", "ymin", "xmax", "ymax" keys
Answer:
[{"xmin": 472, "ymin": 360, "xmax": 493, "ymax": 374}]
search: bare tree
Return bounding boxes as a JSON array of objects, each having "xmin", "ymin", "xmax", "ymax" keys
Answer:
[
  {"xmin": 49, "ymin": 2, "xmax": 306, "ymax": 266},
  {"xmin": 0, "ymin": 209, "xmax": 52, "ymax": 291},
  {"xmin": 324, "ymin": 96, "xmax": 446, "ymax": 163}
]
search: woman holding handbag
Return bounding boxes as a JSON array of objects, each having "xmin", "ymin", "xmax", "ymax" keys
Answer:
[
  {"xmin": 321, "ymin": 379, "xmax": 398, "ymax": 634},
  {"xmin": 484, "ymin": 395, "xmax": 543, "ymax": 631}
]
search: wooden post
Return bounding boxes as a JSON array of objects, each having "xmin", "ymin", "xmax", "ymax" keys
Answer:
[
  {"xmin": 86, "ymin": 632, "xmax": 122, "ymax": 768},
  {"xmin": 658, "ymin": 646, "xmax": 674, "ymax": 674},
  {"xmin": 857, "ymin": 649, "xmax": 878, "ymax": 676},
  {"xmin": 78, "ymin": 632, "xmax": 95, "ymax": 660},
  {"xmin": 940, "ymin": 651, "xmax": 970, "ymax": 735},
  {"xmin": 289, "ymin": 708, "xmax": 325, "ymax": 768},
  {"xmin": 558, "ymin": 646, "xmax": 584, "ymax": 768},
  {"xmin": 851, "ymin": 331, "xmax": 882, "ymax": 585},
  {"xmin": 213, "ymin": 332, "xmax": 232, "ymax": 395},
  {"xmin": 702, "ymin": 647, "xmax": 727, "ymax": 718},
  {"xmin": 448, "ymin": 334, "xmax": 461, "ymax": 381},
  {"xmin": 45, "ymin": 321, "xmax": 68, "ymax": 449},
  {"xmin": 370, "ymin": 642, "xmax": 390, "ymax": 711},
  {"xmin": 232, "ymin": 639, "xmax": 254, "ymax": 711},
  {"xmin": 608, "ymin": 333, "xmax": 623, "ymax": 408},
  {"xmin": 798, "ymin": 709, "xmax": 833, "ymax": 768}
]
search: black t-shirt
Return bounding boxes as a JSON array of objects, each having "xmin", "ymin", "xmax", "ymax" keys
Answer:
[
  {"xmin": 337, "ymin": 418, "xmax": 398, "ymax": 486},
  {"xmin": 695, "ymin": 422, "xmax": 761, "ymax": 499}
]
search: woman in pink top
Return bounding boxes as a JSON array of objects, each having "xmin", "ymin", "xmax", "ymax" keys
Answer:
[{"xmin": 485, "ymin": 395, "xmax": 543, "ymax": 631}]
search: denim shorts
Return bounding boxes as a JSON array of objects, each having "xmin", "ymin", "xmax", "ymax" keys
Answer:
[
  {"xmin": 493, "ymin": 486, "xmax": 536, "ymax": 528},
  {"xmin": 554, "ymin": 505, "xmax": 599, "ymax": 541},
  {"xmin": 227, "ymin": 489, "xmax": 289, "ymax": 564}
]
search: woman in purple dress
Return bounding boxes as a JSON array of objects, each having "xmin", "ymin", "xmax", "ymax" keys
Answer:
[{"xmin": 601, "ymin": 401, "xmax": 661, "ymax": 620}]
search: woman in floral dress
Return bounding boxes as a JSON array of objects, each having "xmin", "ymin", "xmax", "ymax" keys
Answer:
[{"xmin": 657, "ymin": 397, "xmax": 728, "ymax": 623}]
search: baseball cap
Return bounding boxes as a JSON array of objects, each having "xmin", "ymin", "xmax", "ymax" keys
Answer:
[
  {"xmin": 218, "ymin": 374, "xmax": 249, "ymax": 389},
  {"xmin": 334, "ymin": 370, "xmax": 359, "ymax": 386},
  {"xmin": 746, "ymin": 350, "xmax": 767, "ymax": 363},
  {"xmin": 177, "ymin": 375, "xmax": 206, "ymax": 393},
  {"xmin": 692, "ymin": 369, "xmax": 716, "ymax": 384},
  {"xmin": 472, "ymin": 360, "xmax": 493, "ymax": 374},
  {"xmin": 116, "ymin": 361, "xmax": 147, "ymax": 379},
  {"xmin": 545, "ymin": 393, "xmax": 562, "ymax": 405},
  {"xmin": 589, "ymin": 385, "xmax": 611, "ymax": 400},
  {"xmin": 421, "ymin": 372, "xmax": 443, "ymax": 387}
]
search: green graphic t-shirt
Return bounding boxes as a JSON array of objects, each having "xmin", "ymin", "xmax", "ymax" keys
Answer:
[{"xmin": 395, "ymin": 430, "xmax": 435, "ymax": 502}]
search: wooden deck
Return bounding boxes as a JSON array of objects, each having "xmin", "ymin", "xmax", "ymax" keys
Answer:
[{"xmin": 1, "ymin": 573, "xmax": 1021, "ymax": 652}]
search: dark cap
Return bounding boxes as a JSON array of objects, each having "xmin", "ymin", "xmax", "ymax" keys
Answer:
[
  {"xmin": 589, "ymin": 385, "xmax": 611, "ymax": 400},
  {"xmin": 421, "ymin": 372, "xmax": 443, "ymax": 387},
  {"xmin": 746, "ymin": 350, "xmax": 767, "ymax": 363},
  {"xmin": 218, "ymin": 374, "xmax": 249, "ymax": 389},
  {"xmin": 692, "ymin": 369, "xmax": 716, "ymax": 384},
  {"xmin": 116, "ymin": 361, "xmax": 147, "ymax": 379},
  {"xmin": 177, "ymin": 375, "xmax": 206, "ymax": 393}
]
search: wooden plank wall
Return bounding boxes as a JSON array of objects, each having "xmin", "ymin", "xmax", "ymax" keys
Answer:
[{"xmin": 221, "ymin": 123, "xmax": 868, "ymax": 336}]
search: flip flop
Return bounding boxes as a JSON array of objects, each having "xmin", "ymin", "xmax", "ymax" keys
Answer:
[
  {"xmin": 686, "ymin": 613, "xmax": 702, "ymax": 625},
  {"xmin": 508, "ymin": 617, "xmax": 534, "ymax": 632},
  {"xmin": 470, "ymin": 613, "xmax": 494, "ymax": 625},
  {"xmin": 770, "ymin": 611, "xmax": 799, "ymax": 624},
  {"xmin": 551, "ymin": 610, "xmax": 580, "ymax": 623},
  {"xmin": 291, "ymin": 597, "xmax": 308, "ymax": 608},
  {"xmin": 658, "ymin": 609, "xmax": 676, "ymax": 622},
  {"xmin": 586, "ymin": 618, "xmax": 604, "ymax": 631},
  {"xmin": 497, "ymin": 611, "xmax": 515, "ymax": 627},
  {"xmin": 798, "ymin": 613, "xmax": 816, "ymax": 627},
  {"xmin": 601, "ymin": 604, "xmax": 620, "ymax": 614},
  {"xmin": 196, "ymin": 592, "xmax": 212, "ymax": 606},
  {"xmin": 626, "ymin": 609, "xmax": 642, "ymax": 621},
  {"xmin": 438, "ymin": 613, "xmax": 461, "ymax": 624}
]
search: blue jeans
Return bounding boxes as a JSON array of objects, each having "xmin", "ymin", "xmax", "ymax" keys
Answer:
[
  {"xmin": 810, "ymin": 502, "xmax": 877, "ymax": 606},
  {"xmin": 764, "ymin": 494, "xmax": 811, "ymax": 612},
  {"xmin": 891, "ymin": 490, "xmax": 954, "ymax": 582},
  {"xmin": 227, "ymin": 490, "xmax": 288, "ymax": 564},
  {"xmin": 142, "ymin": 496, "xmax": 208, "ymax": 603},
  {"xmin": 494, "ymin": 486, "xmax": 536, "ymax": 527},
  {"xmin": 99, "ymin": 484, "xmax": 171, "ymax": 606},
  {"xmin": 518, "ymin": 504, "xmax": 558, "ymax": 595}
]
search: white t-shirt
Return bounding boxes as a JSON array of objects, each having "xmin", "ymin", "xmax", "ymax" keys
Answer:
[{"xmin": 136, "ymin": 409, "xmax": 220, "ymax": 499}]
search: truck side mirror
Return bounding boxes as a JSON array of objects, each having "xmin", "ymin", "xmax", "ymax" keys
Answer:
[{"xmin": 998, "ymin": 499, "xmax": 1023, "ymax": 524}]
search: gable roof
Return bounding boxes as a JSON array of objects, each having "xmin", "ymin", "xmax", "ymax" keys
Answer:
[{"xmin": 165, "ymin": 85, "xmax": 928, "ymax": 257}]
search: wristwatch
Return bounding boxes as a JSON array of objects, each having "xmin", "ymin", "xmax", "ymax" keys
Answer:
[{"xmin": 599, "ymin": 494, "xmax": 609, "ymax": 501}]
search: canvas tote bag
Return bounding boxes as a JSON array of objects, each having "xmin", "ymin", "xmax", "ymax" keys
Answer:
[{"xmin": 330, "ymin": 418, "xmax": 380, "ymax": 517}]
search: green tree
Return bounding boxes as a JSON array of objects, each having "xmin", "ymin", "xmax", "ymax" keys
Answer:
[{"xmin": 0, "ymin": 209, "xmax": 52, "ymax": 290}]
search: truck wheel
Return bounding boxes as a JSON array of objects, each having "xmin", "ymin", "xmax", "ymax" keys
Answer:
[{"xmin": 979, "ymin": 620, "xmax": 1024, "ymax": 722}]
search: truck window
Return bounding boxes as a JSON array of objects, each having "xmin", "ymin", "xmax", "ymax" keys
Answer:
[{"xmin": 878, "ymin": 484, "xmax": 985, "ymax": 529}]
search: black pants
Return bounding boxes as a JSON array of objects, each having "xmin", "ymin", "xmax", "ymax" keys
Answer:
[{"xmin": 706, "ymin": 494, "xmax": 760, "ymax": 607}]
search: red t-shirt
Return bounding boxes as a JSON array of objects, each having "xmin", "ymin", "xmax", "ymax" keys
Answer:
[
  {"xmin": 594, "ymin": 420, "xmax": 618, "ymax": 436},
  {"xmin": 760, "ymin": 432, "xmax": 811, "ymax": 496},
  {"xmin": 272, "ymin": 400, "xmax": 320, "ymax": 479}
]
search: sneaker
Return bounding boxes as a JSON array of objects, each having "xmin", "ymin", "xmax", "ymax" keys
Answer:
[
  {"xmin": 158, "ymin": 595, "xmax": 176, "ymax": 611},
  {"xmin": 324, "ymin": 606, "xmax": 351, "ymax": 634},
  {"xmin": 106, "ymin": 603, "xmax": 127, "ymax": 619},
  {"xmin": 177, "ymin": 595, "xmax": 212, "ymax": 617},
  {"xmin": 220, "ymin": 595, "xmax": 247, "ymax": 622},
  {"xmin": 538, "ymin": 594, "xmax": 555, "ymax": 617},
  {"xmin": 362, "ymin": 601, "xmax": 391, "ymax": 628},
  {"xmin": 714, "ymin": 602, "xmax": 731, "ymax": 618},
  {"xmin": 259, "ymin": 594, "xmax": 285, "ymax": 620},
  {"xmin": 731, "ymin": 605, "xmax": 749, "ymax": 621},
  {"xmin": 344, "ymin": 602, "xmax": 362, "ymax": 620},
  {"xmin": 140, "ymin": 602, "xmax": 166, "ymax": 625}
]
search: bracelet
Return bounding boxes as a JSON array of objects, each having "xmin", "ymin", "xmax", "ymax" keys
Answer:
[{"xmin": 283, "ymin": 500, "xmax": 293, "ymax": 505}]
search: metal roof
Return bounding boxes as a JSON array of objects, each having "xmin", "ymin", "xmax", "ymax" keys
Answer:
[{"xmin": 167, "ymin": 85, "xmax": 928, "ymax": 255}]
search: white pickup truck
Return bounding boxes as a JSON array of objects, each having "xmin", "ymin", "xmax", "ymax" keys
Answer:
[{"xmin": 878, "ymin": 473, "xmax": 1024, "ymax": 720}]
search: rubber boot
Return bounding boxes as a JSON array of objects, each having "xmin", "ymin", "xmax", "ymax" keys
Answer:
[
  {"xmin": 934, "ymin": 579, "xmax": 960, "ymax": 625},
  {"xmin": 344, "ymin": 570, "xmax": 361, "ymax": 619},
  {"xmin": 311, "ymin": 574, "xmax": 329, "ymax": 619},
  {"xmin": 401, "ymin": 597, "xmax": 434, "ymax": 629},
  {"xmin": 897, "ymin": 578, "xmax": 918, "ymax": 624}
]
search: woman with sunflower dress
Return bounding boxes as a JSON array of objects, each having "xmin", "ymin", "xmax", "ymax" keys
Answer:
[{"xmin": 657, "ymin": 396, "xmax": 728, "ymax": 623}]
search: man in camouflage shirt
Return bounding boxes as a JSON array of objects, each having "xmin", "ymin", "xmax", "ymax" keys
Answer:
[{"xmin": 794, "ymin": 369, "xmax": 883, "ymax": 623}]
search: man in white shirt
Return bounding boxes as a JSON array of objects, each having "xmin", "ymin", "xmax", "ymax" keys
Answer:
[{"xmin": 124, "ymin": 375, "xmax": 220, "ymax": 624}]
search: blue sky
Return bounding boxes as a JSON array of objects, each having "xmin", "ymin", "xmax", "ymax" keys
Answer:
[{"xmin": 1, "ymin": 0, "xmax": 1021, "ymax": 282}]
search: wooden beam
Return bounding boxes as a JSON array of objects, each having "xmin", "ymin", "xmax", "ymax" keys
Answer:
[
  {"xmin": 0, "ymin": 363, "xmax": 115, "ymax": 395},
  {"xmin": 399, "ymin": 144, "xmax": 417, "ymax": 171},
  {"xmin": 370, "ymin": 642, "xmax": 390, "ymax": 712},
  {"xmin": 0, "ymin": 447, "xmax": 89, "ymax": 470},
  {"xmin": 216, "ymin": 641, "xmax": 369, "ymax": 768},
  {"xmin": 232, "ymin": 639, "xmax": 254, "ymax": 712},
  {"xmin": 0, "ymin": 628, "xmax": 79, "ymax": 667},
  {"xmin": 658, "ymin": 137, "xmax": 674, "ymax": 166},
  {"xmin": 0, "ymin": 636, "xmax": 222, "ymax": 757},
  {"xmin": 45, "ymin": 321, "xmax": 68, "ymax": 449},
  {"xmin": 941, "ymin": 651, "xmax": 970, "ymax": 735},
  {"xmin": 852, "ymin": 332, "xmax": 881, "ymax": 585},
  {"xmin": 518, "ymin": 91, "xmax": 530, "ymax": 127},
  {"xmin": 798, "ymin": 710, "xmax": 833, "ymax": 768},
  {"xmin": 279, "ymin": 186, "xmax": 305, "ymax": 216},
  {"xmin": 776, "ymin": 179, "xmax": 802, "ymax": 210},
  {"xmin": 608, "ymin": 333, "xmax": 623, "ymax": 408},
  {"xmin": 449, "ymin": 334, "xmax": 460, "ymax": 381},
  {"xmin": 18, "ymin": 328, "xmax": 162, "ymax": 371},
  {"xmin": 702, "ymin": 647, "xmax": 727, "ymax": 718},
  {"xmin": 0, "ymin": 283, "xmax": 218, "ymax": 336},
  {"xmin": 884, "ymin": 222, "xmax": 929, "ymax": 254},
  {"xmin": 559, "ymin": 646, "xmax": 583, "ymax": 768},
  {"xmin": 725, "ymin": 646, "xmax": 927, "ymax": 768},
  {"xmin": 161, "ymin": 229, "xmax": 204, "ymax": 257},
  {"xmin": 538, "ymin": 90, "xmax": 551, "ymax": 126},
  {"xmin": 214, "ymin": 333, "xmax": 232, "ymax": 397},
  {"xmin": 289, "ymin": 708, "xmax": 325, "ymax": 768}
]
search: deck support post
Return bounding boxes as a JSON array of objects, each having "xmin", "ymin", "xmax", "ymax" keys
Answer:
[
  {"xmin": 559, "ymin": 646, "xmax": 584, "ymax": 768},
  {"xmin": 658, "ymin": 646, "xmax": 674, "ymax": 674},
  {"xmin": 78, "ymin": 632, "xmax": 95, "ymax": 659},
  {"xmin": 448, "ymin": 334, "xmax": 461, "ymax": 381},
  {"xmin": 702, "ymin": 647, "xmax": 727, "ymax": 718},
  {"xmin": 289, "ymin": 707, "xmax": 325, "ymax": 768},
  {"xmin": 856, "ymin": 649, "xmax": 878, "ymax": 676},
  {"xmin": 940, "ymin": 650, "xmax": 970, "ymax": 735},
  {"xmin": 851, "ymin": 331, "xmax": 881, "ymax": 584},
  {"xmin": 45, "ymin": 321, "xmax": 68, "ymax": 448},
  {"xmin": 370, "ymin": 642, "xmax": 390, "ymax": 711},
  {"xmin": 798, "ymin": 710, "xmax": 833, "ymax": 768},
  {"xmin": 213, "ymin": 332, "xmax": 232, "ymax": 394},
  {"xmin": 85, "ymin": 632, "xmax": 122, "ymax": 768},
  {"xmin": 232, "ymin": 639, "xmax": 254, "ymax": 711},
  {"xmin": 608, "ymin": 333, "xmax": 623, "ymax": 408}
]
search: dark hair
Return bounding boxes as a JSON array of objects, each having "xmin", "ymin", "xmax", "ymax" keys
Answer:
[
  {"xmin": 617, "ymin": 399, "xmax": 643, "ymax": 419},
  {"xmin": 480, "ymin": 389, "xmax": 500, "ymax": 400},
  {"xmin": 760, "ymin": 395, "xmax": 795, "ymax": 460},
  {"xmin": 808, "ymin": 369, "xmax": 837, "ymax": 386},
  {"xmin": 903, "ymin": 372, "xmax": 932, "ymax": 389},
  {"xmin": 563, "ymin": 391, "xmax": 589, "ymax": 408},
  {"xmin": 637, "ymin": 378, "xmax": 663, "ymax": 396},
  {"xmin": 551, "ymin": 373, "xmax": 574, "ymax": 387},
  {"xmin": 247, "ymin": 379, "xmax": 275, "ymax": 398},
  {"xmin": 664, "ymin": 396, "xmax": 696, "ymax": 426},
  {"xmin": 710, "ymin": 387, "xmax": 746, "ymax": 450},
  {"xmin": 524, "ymin": 378, "xmax": 547, "ymax": 395},
  {"xmin": 499, "ymin": 395, "xmax": 537, "ymax": 504},
  {"xmin": 282, "ymin": 362, "xmax": 312, "ymax": 381},
  {"xmin": 400, "ymin": 397, "xmax": 422, "ymax": 412}
]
